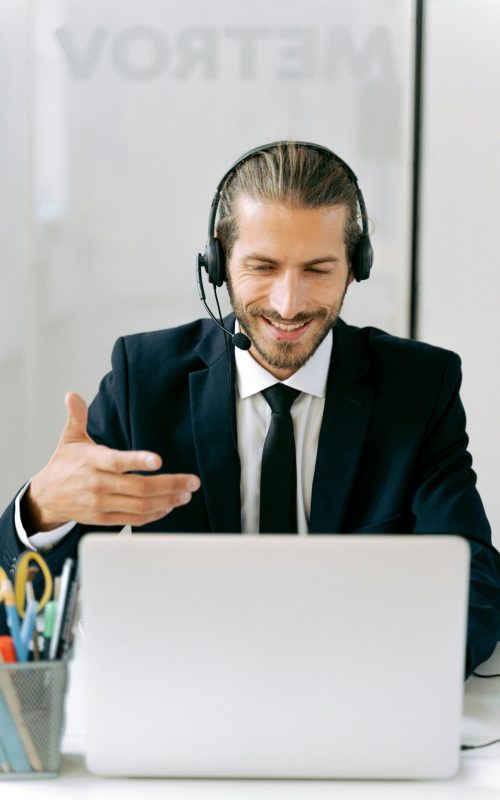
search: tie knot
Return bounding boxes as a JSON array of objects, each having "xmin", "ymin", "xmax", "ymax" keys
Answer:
[{"xmin": 262, "ymin": 384, "xmax": 301, "ymax": 414}]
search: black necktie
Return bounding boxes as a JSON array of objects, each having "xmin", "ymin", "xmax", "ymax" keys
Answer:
[{"xmin": 259, "ymin": 384, "xmax": 301, "ymax": 534}]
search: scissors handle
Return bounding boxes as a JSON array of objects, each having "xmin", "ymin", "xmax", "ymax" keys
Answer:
[{"xmin": 14, "ymin": 552, "xmax": 53, "ymax": 617}]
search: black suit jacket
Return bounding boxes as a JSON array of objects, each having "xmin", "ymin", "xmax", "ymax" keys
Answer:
[{"xmin": 1, "ymin": 317, "xmax": 499, "ymax": 675}]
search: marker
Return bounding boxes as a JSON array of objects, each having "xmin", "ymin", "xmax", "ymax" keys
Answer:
[
  {"xmin": 0, "ymin": 637, "xmax": 16, "ymax": 663},
  {"xmin": 42, "ymin": 601, "xmax": 57, "ymax": 660},
  {"xmin": 0, "ymin": 580, "xmax": 23, "ymax": 662}
]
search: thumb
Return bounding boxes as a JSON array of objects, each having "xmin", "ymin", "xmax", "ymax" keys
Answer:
[{"xmin": 61, "ymin": 391, "xmax": 90, "ymax": 443}]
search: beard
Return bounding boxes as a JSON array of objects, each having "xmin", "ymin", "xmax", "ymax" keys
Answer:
[{"xmin": 226, "ymin": 274, "xmax": 350, "ymax": 373}]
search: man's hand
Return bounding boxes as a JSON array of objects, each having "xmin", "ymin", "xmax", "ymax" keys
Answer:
[{"xmin": 21, "ymin": 392, "xmax": 201, "ymax": 534}]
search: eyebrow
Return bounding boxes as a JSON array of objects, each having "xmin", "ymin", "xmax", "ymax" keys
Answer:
[{"xmin": 243, "ymin": 252, "xmax": 341, "ymax": 266}]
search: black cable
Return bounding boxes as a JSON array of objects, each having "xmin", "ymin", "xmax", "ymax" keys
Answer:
[
  {"xmin": 213, "ymin": 286, "xmax": 239, "ymax": 457},
  {"xmin": 462, "ymin": 670, "xmax": 500, "ymax": 749},
  {"xmin": 461, "ymin": 738, "xmax": 500, "ymax": 751},
  {"xmin": 472, "ymin": 671, "xmax": 500, "ymax": 678}
]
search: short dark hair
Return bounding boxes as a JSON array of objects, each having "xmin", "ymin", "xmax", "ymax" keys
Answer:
[{"xmin": 217, "ymin": 141, "xmax": 362, "ymax": 264}]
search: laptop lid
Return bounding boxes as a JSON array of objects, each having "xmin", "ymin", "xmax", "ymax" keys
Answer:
[{"xmin": 79, "ymin": 533, "xmax": 469, "ymax": 779}]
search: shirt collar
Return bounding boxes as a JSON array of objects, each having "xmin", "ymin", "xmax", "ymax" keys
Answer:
[{"xmin": 234, "ymin": 320, "xmax": 332, "ymax": 399}]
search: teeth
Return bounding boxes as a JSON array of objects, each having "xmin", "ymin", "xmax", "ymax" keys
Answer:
[{"xmin": 269, "ymin": 320, "xmax": 306, "ymax": 331}]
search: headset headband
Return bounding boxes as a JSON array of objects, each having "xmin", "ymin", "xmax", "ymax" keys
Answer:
[{"xmin": 199, "ymin": 139, "xmax": 373, "ymax": 286}]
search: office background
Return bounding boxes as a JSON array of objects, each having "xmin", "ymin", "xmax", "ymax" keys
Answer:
[{"xmin": 1, "ymin": 0, "xmax": 498, "ymax": 544}]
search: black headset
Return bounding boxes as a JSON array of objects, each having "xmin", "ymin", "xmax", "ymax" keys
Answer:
[
  {"xmin": 197, "ymin": 140, "xmax": 373, "ymax": 288},
  {"xmin": 196, "ymin": 140, "xmax": 373, "ymax": 350}
]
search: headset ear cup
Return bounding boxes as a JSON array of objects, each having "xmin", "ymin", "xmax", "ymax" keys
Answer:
[
  {"xmin": 205, "ymin": 237, "xmax": 226, "ymax": 287},
  {"xmin": 214, "ymin": 238, "xmax": 226, "ymax": 286},
  {"xmin": 352, "ymin": 236, "xmax": 373, "ymax": 282}
]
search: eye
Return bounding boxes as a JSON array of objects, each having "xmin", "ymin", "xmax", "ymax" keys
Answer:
[{"xmin": 306, "ymin": 267, "xmax": 330, "ymax": 275}]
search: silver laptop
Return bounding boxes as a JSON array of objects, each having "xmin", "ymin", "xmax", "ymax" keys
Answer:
[{"xmin": 79, "ymin": 533, "xmax": 469, "ymax": 779}]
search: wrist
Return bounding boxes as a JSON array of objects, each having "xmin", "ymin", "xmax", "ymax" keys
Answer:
[{"xmin": 21, "ymin": 477, "xmax": 68, "ymax": 534}]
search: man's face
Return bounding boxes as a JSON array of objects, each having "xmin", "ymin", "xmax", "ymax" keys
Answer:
[{"xmin": 226, "ymin": 195, "xmax": 354, "ymax": 379}]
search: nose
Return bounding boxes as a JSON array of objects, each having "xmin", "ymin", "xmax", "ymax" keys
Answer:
[{"xmin": 268, "ymin": 269, "xmax": 307, "ymax": 321}]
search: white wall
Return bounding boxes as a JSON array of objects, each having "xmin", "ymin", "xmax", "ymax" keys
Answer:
[{"xmin": 419, "ymin": 0, "xmax": 500, "ymax": 545}]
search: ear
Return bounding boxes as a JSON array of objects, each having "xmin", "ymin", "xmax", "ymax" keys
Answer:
[{"xmin": 347, "ymin": 267, "xmax": 355, "ymax": 285}]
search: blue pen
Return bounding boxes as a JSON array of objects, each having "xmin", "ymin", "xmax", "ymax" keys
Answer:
[{"xmin": 18, "ymin": 599, "xmax": 39, "ymax": 663}]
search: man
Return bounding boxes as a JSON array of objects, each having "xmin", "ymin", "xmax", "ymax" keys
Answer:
[{"xmin": 0, "ymin": 141, "xmax": 499, "ymax": 676}]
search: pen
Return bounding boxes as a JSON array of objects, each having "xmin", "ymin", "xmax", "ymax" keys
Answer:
[
  {"xmin": 60, "ymin": 576, "xmax": 79, "ymax": 658},
  {"xmin": 49, "ymin": 558, "xmax": 75, "ymax": 660},
  {"xmin": 1, "ymin": 581, "xmax": 40, "ymax": 663},
  {"xmin": 18, "ymin": 598, "xmax": 39, "ymax": 663}
]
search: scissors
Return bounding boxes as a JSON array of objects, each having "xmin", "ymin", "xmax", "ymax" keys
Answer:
[{"xmin": 0, "ymin": 552, "xmax": 53, "ymax": 662}]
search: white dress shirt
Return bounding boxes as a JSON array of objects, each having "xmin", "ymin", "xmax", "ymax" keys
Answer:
[
  {"xmin": 15, "ymin": 325, "xmax": 332, "ymax": 550},
  {"xmin": 15, "ymin": 481, "xmax": 76, "ymax": 551},
  {"xmin": 235, "ymin": 325, "xmax": 331, "ymax": 535}
]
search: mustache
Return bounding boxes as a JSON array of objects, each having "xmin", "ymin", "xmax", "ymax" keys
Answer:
[{"xmin": 248, "ymin": 307, "xmax": 328, "ymax": 323}]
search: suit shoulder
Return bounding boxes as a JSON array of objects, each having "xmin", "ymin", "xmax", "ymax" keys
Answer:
[
  {"xmin": 352, "ymin": 323, "xmax": 461, "ymax": 372},
  {"xmin": 121, "ymin": 318, "xmax": 211, "ymax": 353},
  {"xmin": 109, "ymin": 318, "xmax": 216, "ymax": 373}
]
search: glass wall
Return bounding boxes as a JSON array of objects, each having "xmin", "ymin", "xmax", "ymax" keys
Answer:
[{"xmin": 0, "ymin": 0, "xmax": 415, "ymax": 505}]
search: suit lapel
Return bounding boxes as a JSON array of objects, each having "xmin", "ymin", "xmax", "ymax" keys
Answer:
[
  {"xmin": 309, "ymin": 320, "xmax": 373, "ymax": 533},
  {"xmin": 190, "ymin": 320, "xmax": 242, "ymax": 533}
]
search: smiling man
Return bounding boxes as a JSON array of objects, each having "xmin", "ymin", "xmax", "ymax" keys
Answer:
[
  {"xmin": 0, "ymin": 140, "xmax": 499, "ymax": 676},
  {"xmin": 225, "ymin": 198, "xmax": 352, "ymax": 379}
]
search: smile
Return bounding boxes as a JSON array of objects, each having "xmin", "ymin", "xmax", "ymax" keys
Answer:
[
  {"xmin": 268, "ymin": 319, "xmax": 308, "ymax": 331},
  {"xmin": 261, "ymin": 316, "xmax": 313, "ymax": 341}
]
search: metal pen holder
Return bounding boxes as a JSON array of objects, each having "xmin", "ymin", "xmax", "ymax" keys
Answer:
[{"xmin": 0, "ymin": 660, "xmax": 68, "ymax": 778}]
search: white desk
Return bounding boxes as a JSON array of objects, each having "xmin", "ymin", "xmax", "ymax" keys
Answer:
[{"xmin": 3, "ymin": 640, "xmax": 500, "ymax": 798}]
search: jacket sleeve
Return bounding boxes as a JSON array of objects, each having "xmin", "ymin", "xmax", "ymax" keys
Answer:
[
  {"xmin": 0, "ymin": 338, "xmax": 131, "ymax": 632},
  {"xmin": 410, "ymin": 353, "xmax": 500, "ymax": 677}
]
